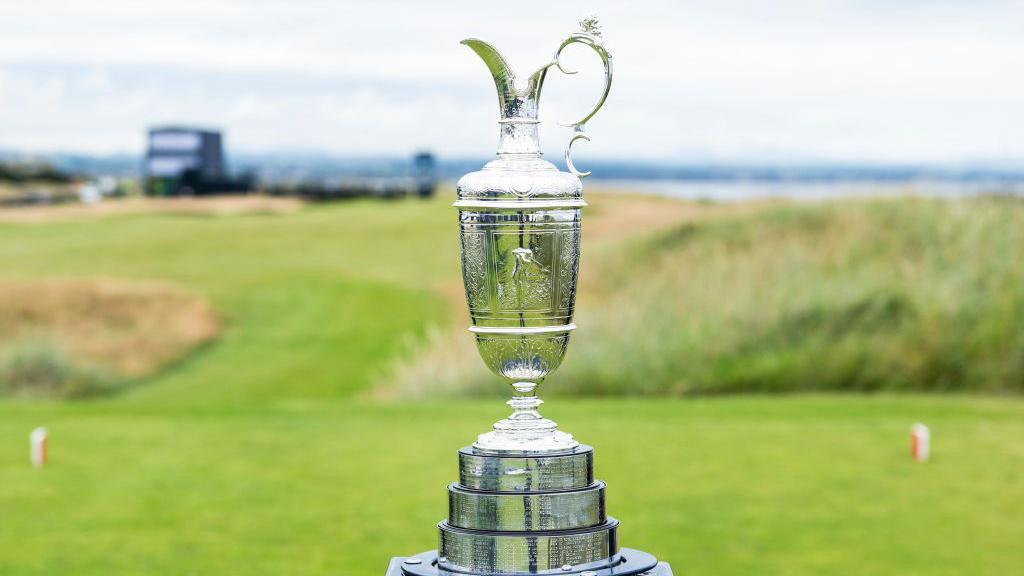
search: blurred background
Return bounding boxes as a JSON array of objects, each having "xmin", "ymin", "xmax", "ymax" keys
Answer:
[{"xmin": 1, "ymin": 1, "xmax": 1022, "ymax": 575}]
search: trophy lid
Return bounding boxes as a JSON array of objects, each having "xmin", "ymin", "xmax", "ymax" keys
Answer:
[{"xmin": 455, "ymin": 157, "xmax": 584, "ymax": 209}]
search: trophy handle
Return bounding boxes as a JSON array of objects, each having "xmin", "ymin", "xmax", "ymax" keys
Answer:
[{"xmin": 554, "ymin": 16, "xmax": 613, "ymax": 178}]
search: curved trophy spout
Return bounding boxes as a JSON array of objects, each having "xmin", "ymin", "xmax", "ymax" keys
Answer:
[
  {"xmin": 460, "ymin": 39, "xmax": 554, "ymax": 121},
  {"xmin": 461, "ymin": 17, "xmax": 613, "ymax": 171}
]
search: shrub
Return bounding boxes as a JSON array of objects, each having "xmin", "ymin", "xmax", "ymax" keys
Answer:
[{"xmin": 0, "ymin": 340, "xmax": 120, "ymax": 398}]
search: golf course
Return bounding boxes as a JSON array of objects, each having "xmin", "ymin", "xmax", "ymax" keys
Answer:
[{"xmin": 1, "ymin": 191, "xmax": 1022, "ymax": 575}]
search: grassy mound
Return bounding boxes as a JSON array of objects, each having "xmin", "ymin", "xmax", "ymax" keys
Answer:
[
  {"xmin": 0, "ymin": 280, "xmax": 218, "ymax": 397},
  {"xmin": 390, "ymin": 196, "xmax": 1024, "ymax": 397},
  {"xmin": 565, "ymin": 195, "xmax": 1024, "ymax": 395}
]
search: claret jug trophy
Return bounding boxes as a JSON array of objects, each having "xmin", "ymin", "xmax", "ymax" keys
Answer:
[{"xmin": 386, "ymin": 18, "xmax": 673, "ymax": 576}]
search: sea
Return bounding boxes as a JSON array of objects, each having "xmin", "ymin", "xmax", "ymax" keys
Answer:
[{"xmin": 588, "ymin": 179, "xmax": 1024, "ymax": 203}]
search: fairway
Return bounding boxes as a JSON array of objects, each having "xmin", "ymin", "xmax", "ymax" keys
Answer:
[
  {"xmin": 1, "ymin": 194, "xmax": 1022, "ymax": 575},
  {"xmin": 1, "ymin": 397, "xmax": 1021, "ymax": 575}
]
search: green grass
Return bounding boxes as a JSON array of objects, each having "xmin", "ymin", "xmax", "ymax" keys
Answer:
[
  {"xmin": 1, "ymin": 193, "xmax": 1023, "ymax": 575},
  {"xmin": 1, "ymin": 397, "xmax": 1021, "ymax": 575}
]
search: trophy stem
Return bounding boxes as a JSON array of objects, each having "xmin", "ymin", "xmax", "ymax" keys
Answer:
[
  {"xmin": 508, "ymin": 381, "xmax": 543, "ymax": 420},
  {"xmin": 474, "ymin": 381, "xmax": 579, "ymax": 454}
]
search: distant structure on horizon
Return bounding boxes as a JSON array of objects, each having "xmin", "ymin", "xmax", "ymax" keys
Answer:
[
  {"xmin": 144, "ymin": 126, "xmax": 248, "ymax": 196},
  {"xmin": 413, "ymin": 151, "xmax": 436, "ymax": 198},
  {"xmin": 260, "ymin": 151, "xmax": 438, "ymax": 201}
]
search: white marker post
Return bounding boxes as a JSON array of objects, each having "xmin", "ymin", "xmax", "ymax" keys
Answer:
[
  {"xmin": 30, "ymin": 427, "xmax": 48, "ymax": 468},
  {"xmin": 910, "ymin": 423, "xmax": 930, "ymax": 462}
]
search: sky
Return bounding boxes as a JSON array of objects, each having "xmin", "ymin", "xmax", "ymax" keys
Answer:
[{"xmin": 0, "ymin": 0, "xmax": 1022, "ymax": 164}]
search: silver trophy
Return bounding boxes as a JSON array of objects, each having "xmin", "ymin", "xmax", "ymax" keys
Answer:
[{"xmin": 386, "ymin": 18, "xmax": 672, "ymax": 576}]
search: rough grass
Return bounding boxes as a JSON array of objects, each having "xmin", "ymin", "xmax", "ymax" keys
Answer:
[
  {"xmin": 0, "ymin": 195, "xmax": 302, "ymax": 223},
  {"xmin": 386, "ymin": 196, "xmax": 1024, "ymax": 398},
  {"xmin": 0, "ymin": 280, "xmax": 219, "ymax": 397}
]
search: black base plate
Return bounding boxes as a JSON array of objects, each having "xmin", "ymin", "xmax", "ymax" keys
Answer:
[{"xmin": 384, "ymin": 549, "xmax": 672, "ymax": 576}]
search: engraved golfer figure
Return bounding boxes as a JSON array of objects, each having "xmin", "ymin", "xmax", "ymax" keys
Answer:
[{"xmin": 510, "ymin": 247, "xmax": 547, "ymax": 310}]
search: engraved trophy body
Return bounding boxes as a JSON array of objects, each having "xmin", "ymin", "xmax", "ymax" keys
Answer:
[{"xmin": 386, "ymin": 19, "xmax": 672, "ymax": 576}]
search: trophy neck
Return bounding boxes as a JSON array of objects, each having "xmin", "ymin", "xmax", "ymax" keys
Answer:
[{"xmin": 497, "ymin": 118, "xmax": 542, "ymax": 156}]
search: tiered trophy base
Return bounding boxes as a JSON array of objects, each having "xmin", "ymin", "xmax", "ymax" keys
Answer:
[{"xmin": 384, "ymin": 445, "xmax": 672, "ymax": 575}]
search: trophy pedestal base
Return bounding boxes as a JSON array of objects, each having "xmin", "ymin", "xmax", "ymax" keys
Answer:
[
  {"xmin": 387, "ymin": 445, "xmax": 670, "ymax": 575},
  {"xmin": 384, "ymin": 550, "xmax": 673, "ymax": 576}
]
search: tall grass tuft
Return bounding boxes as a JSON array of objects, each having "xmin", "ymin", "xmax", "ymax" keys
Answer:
[{"xmin": 0, "ymin": 339, "xmax": 120, "ymax": 398}]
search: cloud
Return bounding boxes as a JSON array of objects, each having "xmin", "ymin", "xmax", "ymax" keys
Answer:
[
  {"xmin": 228, "ymin": 94, "xmax": 279, "ymax": 121},
  {"xmin": 0, "ymin": 0, "xmax": 1021, "ymax": 163}
]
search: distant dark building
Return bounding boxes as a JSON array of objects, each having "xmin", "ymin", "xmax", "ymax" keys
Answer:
[
  {"xmin": 144, "ymin": 126, "xmax": 248, "ymax": 196},
  {"xmin": 413, "ymin": 151, "xmax": 437, "ymax": 198}
]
